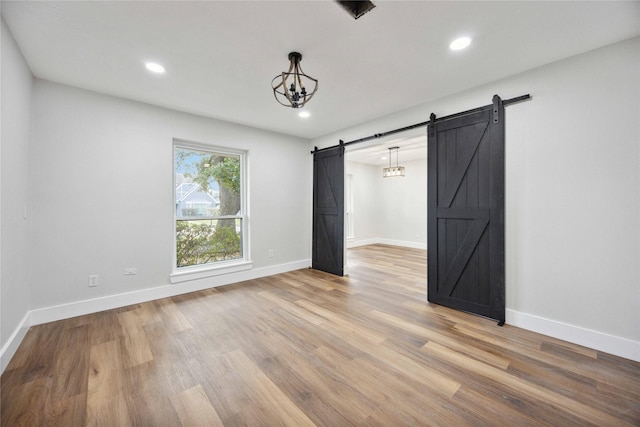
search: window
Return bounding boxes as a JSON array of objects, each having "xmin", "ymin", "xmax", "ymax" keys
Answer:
[
  {"xmin": 172, "ymin": 141, "xmax": 249, "ymax": 280},
  {"xmin": 346, "ymin": 173, "xmax": 354, "ymax": 239}
]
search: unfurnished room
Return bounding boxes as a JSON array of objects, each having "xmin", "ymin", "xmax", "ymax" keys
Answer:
[{"xmin": 1, "ymin": 1, "xmax": 639, "ymax": 425}]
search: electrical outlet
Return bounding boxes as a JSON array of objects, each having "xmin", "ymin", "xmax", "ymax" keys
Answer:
[
  {"xmin": 268, "ymin": 249, "xmax": 274, "ymax": 258},
  {"xmin": 124, "ymin": 268, "xmax": 137, "ymax": 276},
  {"xmin": 88, "ymin": 275, "xmax": 99, "ymax": 287}
]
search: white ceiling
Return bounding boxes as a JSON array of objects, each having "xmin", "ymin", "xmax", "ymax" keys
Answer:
[{"xmin": 3, "ymin": 1, "xmax": 639, "ymax": 149}]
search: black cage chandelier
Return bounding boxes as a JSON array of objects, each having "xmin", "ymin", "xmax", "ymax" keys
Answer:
[
  {"xmin": 271, "ymin": 52, "xmax": 318, "ymax": 109},
  {"xmin": 383, "ymin": 146, "xmax": 406, "ymax": 178}
]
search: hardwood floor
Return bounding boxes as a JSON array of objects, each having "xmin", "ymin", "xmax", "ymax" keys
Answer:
[{"xmin": 2, "ymin": 244, "xmax": 639, "ymax": 426}]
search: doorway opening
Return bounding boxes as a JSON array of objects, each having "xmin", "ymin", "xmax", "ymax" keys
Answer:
[
  {"xmin": 313, "ymin": 95, "xmax": 522, "ymax": 324},
  {"xmin": 344, "ymin": 132, "xmax": 428, "ymax": 279}
]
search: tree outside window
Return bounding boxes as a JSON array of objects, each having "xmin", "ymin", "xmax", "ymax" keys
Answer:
[{"xmin": 174, "ymin": 144, "xmax": 245, "ymax": 269}]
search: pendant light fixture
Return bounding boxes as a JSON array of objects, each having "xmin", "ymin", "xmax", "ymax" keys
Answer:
[
  {"xmin": 271, "ymin": 52, "xmax": 318, "ymax": 109},
  {"xmin": 383, "ymin": 146, "xmax": 405, "ymax": 178}
]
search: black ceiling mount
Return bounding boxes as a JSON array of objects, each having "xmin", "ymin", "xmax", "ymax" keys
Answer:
[{"xmin": 335, "ymin": 1, "xmax": 376, "ymax": 20}]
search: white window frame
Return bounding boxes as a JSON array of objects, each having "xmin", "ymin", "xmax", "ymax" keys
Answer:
[{"xmin": 170, "ymin": 139, "xmax": 251, "ymax": 284}]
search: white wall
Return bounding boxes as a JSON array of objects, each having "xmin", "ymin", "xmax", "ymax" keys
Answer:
[
  {"xmin": 345, "ymin": 160, "xmax": 380, "ymax": 245},
  {"xmin": 1, "ymin": 18, "xmax": 33, "ymax": 371},
  {"xmin": 378, "ymin": 158, "xmax": 427, "ymax": 248},
  {"xmin": 346, "ymin": 158, "xmax": 427, "ymax": 249},
  {"xmin": 314, "ymin": 37, "xmax": 640, "ymax": 360},
  {"xmin": 29, "ymin": 80, "xmax": 312, "ymax": 313}
]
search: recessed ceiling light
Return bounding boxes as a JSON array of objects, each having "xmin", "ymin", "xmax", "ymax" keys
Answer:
[
  {"xmin": 381, "ymin": 156, "xmax": 387, "ymax": 160},
  {"xmin": 298, "ymin": 110, "xmax": 311, "ymax": 118},
  {"xmin": 145, "ymin": 62, "xmax": 165, "ymax": 73},
  {"xmin": 449, "ymin": 37, "xmax": 472, "ymax": 51}
]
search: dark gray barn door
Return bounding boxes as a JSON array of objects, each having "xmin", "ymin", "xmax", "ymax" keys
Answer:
[
  {"xmin": 427, "ymin": 96, "xmax": 505, "ymax": 324},
  {"xmin": 312, "ymin": 146, "xmax": 344, "ymax": 276}
]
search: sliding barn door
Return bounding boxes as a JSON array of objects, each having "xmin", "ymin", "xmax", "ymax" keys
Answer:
[
  {"xmin": 427, "ymin": 96, "xmax": 505, "ymax": 324},
  {"xmin": 312, "ymin": 146, "xmax": 345, "ymax": 276}
]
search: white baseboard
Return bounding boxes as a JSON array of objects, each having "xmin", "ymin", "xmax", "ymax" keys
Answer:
[
  {"xmin": 347, "ymin": 238, "xmax": 378, "ymax": 248},
  {"xmin": 1, "ymin": 259, "xmax": 309, "ymax": 374},
  {"xmin": 0, "ymin": 311, "xmax": 31, "ymax": 373},
  {"xmin": 30, "ymin": 259, "xmax": 310, "ymax": 326},
  {"xmin": 347, "ymin": 238, "xmax": 426, "ymax": 250},
  {"xmin": 506, "ymin": 309, "xmax": 640, "ymax": 362}
]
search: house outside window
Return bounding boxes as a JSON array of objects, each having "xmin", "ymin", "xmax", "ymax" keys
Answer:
[{"xmin": 173, "ymin": 141, "xmax": 249, "ymax": 275}]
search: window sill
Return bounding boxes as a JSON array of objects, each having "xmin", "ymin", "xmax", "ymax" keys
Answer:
[{"xmin": 170, "ymin": 260, "xmax": 253, "ymax": 284}]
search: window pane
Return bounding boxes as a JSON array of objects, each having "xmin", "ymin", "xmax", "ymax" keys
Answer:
[
  {"xmin": 175, "ymin": 145, "xmax": 244, "ymax": 269},
  {"xmin": 175, "ymin": 147, "xmax": 241, "ymax": 219},
  {"xmin": 176, "ymin": 218, "xmax": 243, "ymax": 268}
]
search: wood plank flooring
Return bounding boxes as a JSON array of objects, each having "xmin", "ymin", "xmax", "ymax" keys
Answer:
[{"xmin": 2, "ymin": 244, "xmax": 639, "ymax": 426}]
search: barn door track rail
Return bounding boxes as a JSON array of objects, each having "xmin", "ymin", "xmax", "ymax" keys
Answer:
[{"xmin": 311, "ymin": 94, "xmax": 531, "ymax": 154}]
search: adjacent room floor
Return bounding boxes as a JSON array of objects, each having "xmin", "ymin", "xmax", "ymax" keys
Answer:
[{"xmin": 2, "ymin": 245, "xmax": 639, "ymax": 426}]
